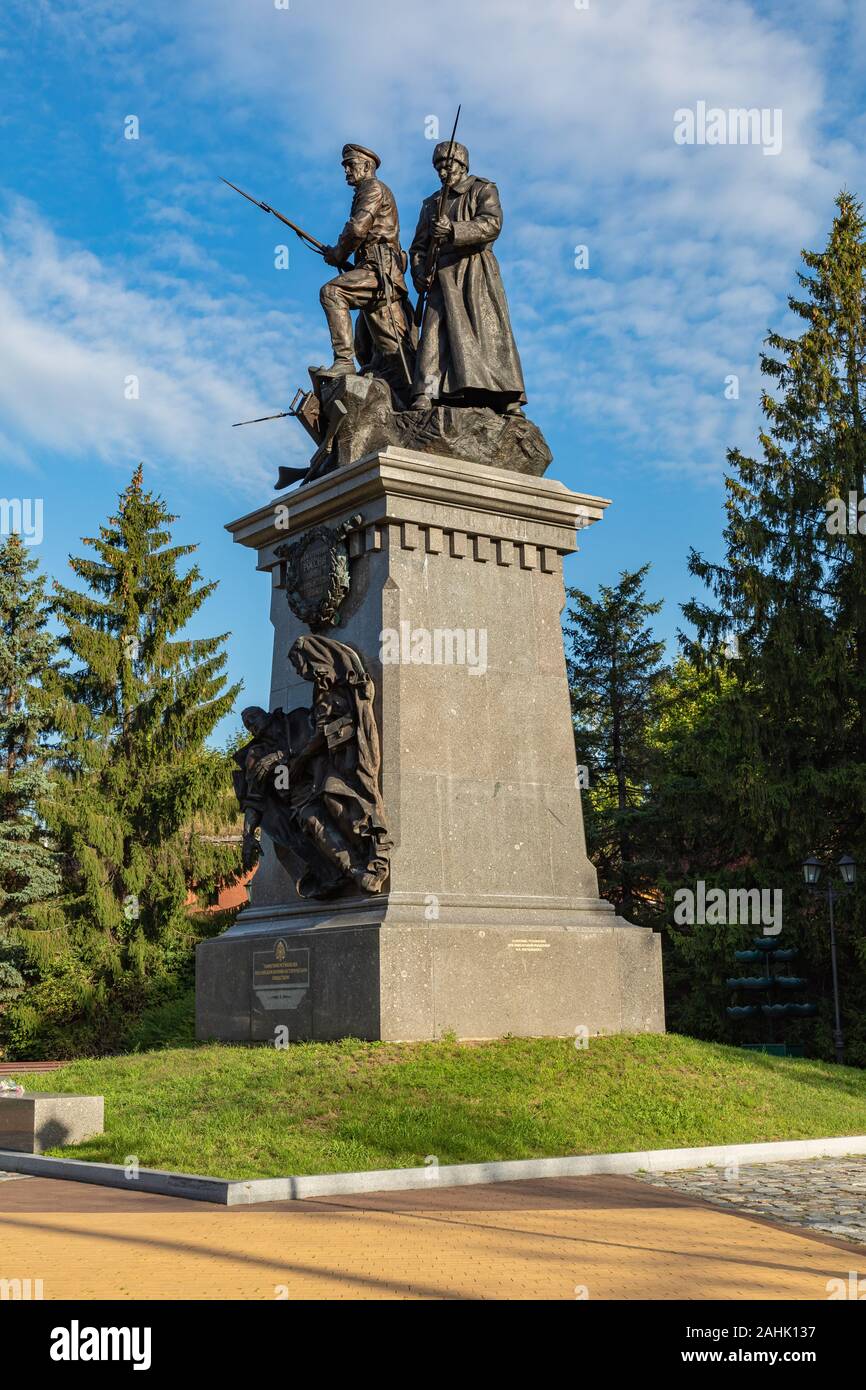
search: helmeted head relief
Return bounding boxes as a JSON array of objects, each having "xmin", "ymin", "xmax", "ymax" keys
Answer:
[
  {"xmin": 433, "ymin": 140, "xmax": 469, "ymax": 171},
  {"xmin": 341, "ymin": 143, "xmax": 381, "ymax": 170}
]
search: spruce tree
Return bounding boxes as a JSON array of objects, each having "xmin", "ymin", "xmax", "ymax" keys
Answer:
[
  {"xmin": 565, "ymin": 564, "xmax": 666, "ymax": 921},
  {"xmin": 644, "ymin": 657, "xmax": 752, "ymax": 1042},
  {"xmin": 682, "ymin": 191, "xmax": 866, "ymax": 1062},
  {"xmin": 44, "ymin": 466, "xmax": 242, "ymax": 986},
  {"xmin": 0, "ymin": 534, "xmax": 61, "ymax": 941}
]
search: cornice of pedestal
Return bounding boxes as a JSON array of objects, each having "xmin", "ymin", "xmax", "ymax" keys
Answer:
[{"xmin": 226, "ymin": 447, "xmax": 610, "ymax": 564}]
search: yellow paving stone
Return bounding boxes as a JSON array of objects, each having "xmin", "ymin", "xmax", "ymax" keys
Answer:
[{"xmin": 0, "ymin": 1175, "xmax": 860, "ymax": 1300}]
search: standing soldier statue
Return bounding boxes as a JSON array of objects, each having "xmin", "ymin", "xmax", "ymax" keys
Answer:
[
  {"xmin": 319, "ymin": 144, "xmax": 415, "ymax": 392},
  {"xmin": 409, "ymin": 140, "xmax": 527, "ymax": 415}
]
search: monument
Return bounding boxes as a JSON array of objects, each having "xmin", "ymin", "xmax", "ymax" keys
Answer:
[{"xmin": 197, "ymin": 131, "xmax": 665, "ymax": 1041}]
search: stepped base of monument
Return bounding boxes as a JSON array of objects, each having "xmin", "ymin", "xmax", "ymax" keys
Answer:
[{"xmin": 195, "ymin": 893, "xmax": 665, "ymax": 1042}]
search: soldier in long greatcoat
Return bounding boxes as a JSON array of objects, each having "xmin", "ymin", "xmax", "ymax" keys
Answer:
[{"xmin": 409, "ymin": 141, "xmax": 526, "ymax": 413}]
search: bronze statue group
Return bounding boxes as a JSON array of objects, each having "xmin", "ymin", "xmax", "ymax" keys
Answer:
[{"xmin": 318, "ymin": 139, "xmax": 526, "ymax": 415}]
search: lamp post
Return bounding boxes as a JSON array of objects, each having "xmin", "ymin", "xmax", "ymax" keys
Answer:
[{"xmin": 803, "ymin": 855, "xmax": 854, "ymax": 1065}]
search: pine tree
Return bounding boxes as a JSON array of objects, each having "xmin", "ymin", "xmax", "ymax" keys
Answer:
[
  {"xmin": 682, "ymin": 191, "xmax": 866, "ymax": 1062},
  {"xmin": 565, "ymin": 564, "xmax": 666, "ymax": 921},
  {"xmin": 44, "ymin": 466, "xmax": 242, "ymax": 987},
  {"xmin": 0, "ymin": 534, "xmax": 62, "ymax": 938}
]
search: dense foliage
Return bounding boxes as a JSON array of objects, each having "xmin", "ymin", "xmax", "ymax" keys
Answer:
[
  {"xmin": 0, "ymin": 534, "xmax": 62, "ymax": 1014},
  {"xmin": 568, "ymin": 193, "xmax": 866, "ymax": 1065},
  {"xmin": 565, "ymin": 564, "xmax": 665, "ymax": 922},
  {"xmin": 0, "ymin": 469, "xmax": 243, "ymax": 1057}
]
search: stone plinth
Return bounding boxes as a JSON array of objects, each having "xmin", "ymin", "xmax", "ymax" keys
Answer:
[
  {"xmin": 0, "ymin": 1094, "xmax": 104, "ymax": 1153},
  {"xmin": 196, "ymin": 446, "xmax": 665, "ymax": 1041},
  {"xmin": 324, "ymin": 374, "xmax": 552, "ymax": 476}
]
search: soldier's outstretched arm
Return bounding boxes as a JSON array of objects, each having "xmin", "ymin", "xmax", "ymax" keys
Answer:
[{"xmin": 449, "ymin": 180, "xmax": 503, "ymax": 249}]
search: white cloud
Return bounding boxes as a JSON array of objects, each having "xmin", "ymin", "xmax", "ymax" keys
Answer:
[
  {"xmin": 0, "ymin": 199, "xmax": 321, "ymax": 496},
  {"xmin": 125, "ymin": 0, "xmax": 864, "ymax": 479},
  {"xmin": 5, "ymin": 0, "xmax": 866, "ymax": 487}
]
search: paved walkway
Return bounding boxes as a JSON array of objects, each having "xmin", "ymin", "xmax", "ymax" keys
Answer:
[
  {"xmin": 640, "ymin": 1156, "xmax": 866, "ymax": 1247},
  {"xmin": 0, "ymin": 1173, "xmax": 862, "ymax": 1300}
]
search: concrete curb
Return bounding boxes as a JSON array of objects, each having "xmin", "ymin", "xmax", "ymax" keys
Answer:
[{"xmin": 1, "ymin": 1134, "xmax": 865, "ymax": 1205}]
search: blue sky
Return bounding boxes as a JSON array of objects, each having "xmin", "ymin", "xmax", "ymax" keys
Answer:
[{"xmin": 2, "ymin": 0, "xmax": 865, "ymax": 739}]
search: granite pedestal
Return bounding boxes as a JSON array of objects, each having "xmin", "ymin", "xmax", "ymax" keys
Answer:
[
  {"xmin": 196, "ymin": 446, "xmax": 665, "ymax": 1041},
  {"xmin": 0, "ymin": 1093, "xmax": 104, "ymax": 1153}
]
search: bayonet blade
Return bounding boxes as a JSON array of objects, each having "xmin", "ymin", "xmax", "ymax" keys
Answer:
[{"xmin": 232, "ymin": 410, "xmax": 293, "ymax": 427}]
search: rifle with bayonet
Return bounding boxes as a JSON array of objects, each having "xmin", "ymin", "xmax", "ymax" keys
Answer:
[
  {"xmin": 220, "ymin": 176, "xmax": 328, "ymax": 257},
  {"xmin": 234, "ymin": 387, "xmax": 319, "ymax": 435},
  {"xmin": 413, "ymin": 105, "xmax": 461, "ymax": 331},
  {"xmin": 233, "ymin": 387, "xmax": 336, "ymax": 491}
]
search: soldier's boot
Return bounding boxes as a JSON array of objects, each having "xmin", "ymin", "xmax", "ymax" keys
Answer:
[
  {"xmin": 408, "ymin": 392, "xmax": 434, "ymax": 412},
  {"xmin": 323, "ymin": 357, "xmax": 357, "ymax": 377},
  {"xmin": 319, "ymin": 282, "xmax": 357, "ymax": 376}
]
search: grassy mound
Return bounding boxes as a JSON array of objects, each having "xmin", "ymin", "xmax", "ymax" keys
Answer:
[{"xmin": 14, "ymin": 1032, "xmax": 866, "ymax": 1180}]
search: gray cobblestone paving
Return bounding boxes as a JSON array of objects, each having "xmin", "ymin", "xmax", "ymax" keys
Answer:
[{"xmin": 639, "ymin": 1156, "xmax": 866, "ymax": 1245}]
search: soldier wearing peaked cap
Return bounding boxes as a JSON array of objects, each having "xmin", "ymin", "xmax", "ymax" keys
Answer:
[
  {"xmin": 319, "ymin": 144, "xmax": 416, "ymax": 391},
  {"xmin": 409, "ymin": 140, "xmax": 526, "ymax": 413}
]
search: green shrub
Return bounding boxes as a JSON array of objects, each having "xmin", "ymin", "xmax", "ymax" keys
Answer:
[
  {"xmin": 120, "ymin": 988, "xmax": 196, "ymax": 1051},
  {"xmin": 0, "ymin": 959, "xmax": 25, "ymax": 1004}
]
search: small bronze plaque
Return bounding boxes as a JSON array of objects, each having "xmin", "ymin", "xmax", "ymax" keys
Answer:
[{"xmin": 252, "ymin": 941, "xmax": 310, "ymax": 1011}]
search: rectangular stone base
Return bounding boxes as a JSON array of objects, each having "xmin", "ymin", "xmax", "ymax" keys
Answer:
[
  {"xmin": 195, "ymin": 896, "xmax": 664, "ymax": 1043},
  {"xmin": 0, "ymin": 1093, "xmax": 104, "ymax": 1153}
]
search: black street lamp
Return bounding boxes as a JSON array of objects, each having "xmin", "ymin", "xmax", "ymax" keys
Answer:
[
  {"xmin": 802, "ymin": 854, "xmax": 822, "ymax": 887},
  {"xmin": 803, "ymin": 854, "xmax": 855, "ymax": 1065}
]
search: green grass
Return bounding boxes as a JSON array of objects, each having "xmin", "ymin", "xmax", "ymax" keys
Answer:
[{"xmin": 13, "ymin": 1033, "xmax": 866, "ymax": 1180}]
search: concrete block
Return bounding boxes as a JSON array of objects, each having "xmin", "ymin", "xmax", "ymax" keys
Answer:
[{"xmin": 0, "ymin": 1093, "xmax": 104, "ymax": 1154}]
